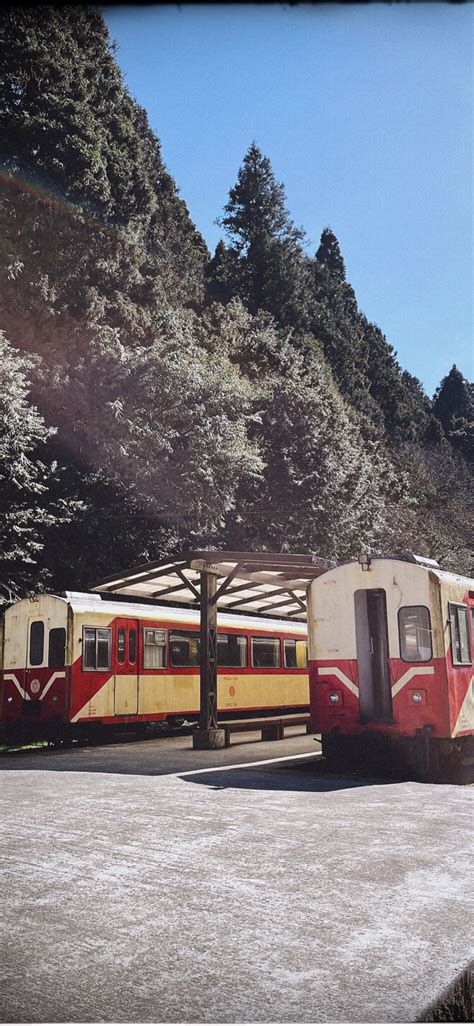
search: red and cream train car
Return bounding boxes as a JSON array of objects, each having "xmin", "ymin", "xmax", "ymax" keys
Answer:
[
  {"xmin": 307, "ymin": 555, "xmax": 474, "ymax": 780},
  {"xmin": 1, "ymin": 591, "xmax": 308, "ymax": 743}
]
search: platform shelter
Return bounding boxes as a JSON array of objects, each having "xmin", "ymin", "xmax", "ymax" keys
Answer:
[{"xmin": 91, "ymin": 551, "xmax": 331, "ymax": 748}]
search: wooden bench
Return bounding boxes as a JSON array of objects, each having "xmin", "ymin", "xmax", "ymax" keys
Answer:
[{"xmin": 218, "ymin": 713, "xmax": 312, "ymax": 748}]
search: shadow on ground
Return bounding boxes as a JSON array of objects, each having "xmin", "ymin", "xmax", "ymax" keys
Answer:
[
  {"xmin": 0, "ymin": 737, "xmax": 407, "ymax": 791},
  {"xmin": 179, "ymin": 759, "xmax": 400, "ymax": 793}
]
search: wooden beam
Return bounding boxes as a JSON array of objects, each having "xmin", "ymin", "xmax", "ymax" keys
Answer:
[
  {"xmin": 219, "ymin": 585, "xmax": 298, "ymax": 611},
  {"xmin": 176, "ymin": 569, "xmax": 201, "ymax": 601},
  {"xmin": 255, "ymin": 597, "xmax": 306, "ymax": 614},
  {"xmin": 149, "ymin": 582, "xmax": 190, "ymax": 599},
  {"xmin": 90, "ymin": 556, "xmax": 189, "ymax": 590},
  {"xmin": 210, "ymin": 565, "xmax": 242, "ymax": 605},
  {"xmin": 288, "ymin": 590, "xmax": 307, "ymax": 613},
  {"xmin": 217, "ymin": 580, "xmax": 259, "ymax": 599},
  {"xmin": 239, "ymin": 562, "xmax": 315, "ymax": 575},
  {"xmin": 243, "ymin": 584, "xmax": 299, "ymax": 601},
  {"xmin": 254, "ymin": 604, "xmax": 301, "ymax": 619},
  {"xmin": 192, "ymin": 550, "xmax": 316, "ymax": 565},
  {"xmin": 223, "ymin": 589, "xmax": 304, "ymax": 612},
  {"xmin": 95, "ymin": 561, "xmax": 189, "ymax": 592},
  {"xmin": 211, "ymin": 567, "xmax": 315, "ymax": 590},
  {"xmin": 200, "ymin": 570, "xmax": 218, "ymax": 731}
]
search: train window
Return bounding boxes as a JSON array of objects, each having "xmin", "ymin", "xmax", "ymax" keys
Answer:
[
  {"xmin": 251, "ymin": 637, "xmax": 280, "ymax": 668},
  {"xmin": 129, "ymin": 629, "xmax": 136, "ymax": 664},
  {"xmin": 284, "ymin": 639, "xmax": 308, "ymax": 668},
  {"xmin": 217, "ymin": 634, "xmax": 247, "ymax": 667},
  {"xmin": 29, "ymin": 621, "xmax": 44, "ymax": 666},
  {"xmin": 398, "ymin": 607, "xmax": 432, "ymax": 662},
  {"xmin": 97, "ymin": 630, "xmax": 111, "ymax": 669},
  {"xmin": 143, "ymin": 629, "xmax": 166, "ymax": 669},
  {"xmin": 449, "ymin": 604, "xmax": 471, "ymax": 665},
  {"xmin": 48, "ymin": 627, "xmax": 66, "ymax": 669},
  {"xmin": 83, "ymin": 628, "xmax": 96, "ymax": 669},
  {"xmin": 117, "ymin": 628, "xmax": 126, "ymax": 664},
  {"xmin": 82, "ymin": 627, "xmax": 111, "ymax": 670},
  {"xmin": 170, "ymin": 630, "xmax": 200, "ymax": 667}
]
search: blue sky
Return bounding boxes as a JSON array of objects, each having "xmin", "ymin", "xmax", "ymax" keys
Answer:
[{"xmin": 103, "ymin": 4, "xmax": 473, "ymax": 395}]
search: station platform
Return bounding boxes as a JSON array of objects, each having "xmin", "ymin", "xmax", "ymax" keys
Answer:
[{"xmin": 1, "ymin": 732, "xmax": 472, "ymax": 1023}]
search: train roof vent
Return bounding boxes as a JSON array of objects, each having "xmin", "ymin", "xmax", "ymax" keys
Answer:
[{"xmin": 401, "ymin": 553, "xmax": 440, "ymax": 569}]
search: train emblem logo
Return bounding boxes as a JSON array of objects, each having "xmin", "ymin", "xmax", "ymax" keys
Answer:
[{"xmin": 30, "ymin": 679, "xmax": 41, "ymax": 694}]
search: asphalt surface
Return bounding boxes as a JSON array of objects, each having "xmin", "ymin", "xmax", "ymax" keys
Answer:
[{"xmin": 1, "ymin": 731, "xmax": 472, "ymax": 1023}]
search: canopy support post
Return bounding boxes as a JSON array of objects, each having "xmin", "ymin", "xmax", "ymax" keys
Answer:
[{"xmin": 193, "ymin": 570, "xmax": 226, "ymax": 749}]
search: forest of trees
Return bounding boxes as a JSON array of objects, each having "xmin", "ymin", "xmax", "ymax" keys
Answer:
[{"xmin": 0, "ymin": 6, "xmax": 473, "ymax": 605}]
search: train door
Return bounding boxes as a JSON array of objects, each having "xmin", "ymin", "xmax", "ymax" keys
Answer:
[
  {"xmin": 114, "ymin": 619, "xmax": 139, "ymax": 716},
  {"xmin": 355, "ymin": 589, "xmax": 393, "ymax": 722}
]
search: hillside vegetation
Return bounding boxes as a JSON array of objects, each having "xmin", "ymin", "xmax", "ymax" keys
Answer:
[{"xmin": 0, "ymin": 6, "xmax": 472, "ymax": 603}]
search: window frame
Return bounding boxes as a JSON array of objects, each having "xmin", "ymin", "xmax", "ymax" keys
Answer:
[
  {"xmin": 283, "ymin": 638, "xmax": 309, "ymax": 669},
  {"xmin": 82, "ymin": 626, "xmax": 112, "ymax": 672},
  {"xmin": 142, "ymin": 627, "xmax": 167, "ymax": 670},
  {"xmin": 448, "ymin": 603, "xmax": 472, "ymax": 666},
  {"xmin": 250, "ymin": 635, "xmax": 281, "ymax": 669},
  {"xmin": 398, "ymin": 605, "xmax": 433, "ymax": 664},
  {"xmin": 283, "ymin": 638, "xmax": 297, "ymax": 668}
]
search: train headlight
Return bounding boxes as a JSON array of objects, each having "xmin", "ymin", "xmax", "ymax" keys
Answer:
[
  {"xmin": 412, "ymin": 692, "xmax": 422, "ymax": 704},
  {"xmin": 329, "ymin": 694, "xmax": 339, "ymax": 704}
]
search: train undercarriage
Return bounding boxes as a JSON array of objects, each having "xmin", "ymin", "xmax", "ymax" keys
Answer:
[{"xmin": 321, "ymin": 728, "xmax": 474, "ymax": 784}]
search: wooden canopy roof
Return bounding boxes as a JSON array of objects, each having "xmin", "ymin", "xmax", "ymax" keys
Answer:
[{"xmin": 90, "ymin": 550, "xmax": 333, "ymax": 620}]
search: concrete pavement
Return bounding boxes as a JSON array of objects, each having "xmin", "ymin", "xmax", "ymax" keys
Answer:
[{"xmin": 0, "ymin": 733, "xmax": 472, "ymax": 1023}]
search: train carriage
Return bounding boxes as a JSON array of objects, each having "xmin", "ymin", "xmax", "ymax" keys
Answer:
[
  {"xmin": 1, "ymin": 591, "xmax": 308, "ymax": 743},
  {"xmin": 307, "ymin": 554, "xmax": 474, "ymax": 781}
]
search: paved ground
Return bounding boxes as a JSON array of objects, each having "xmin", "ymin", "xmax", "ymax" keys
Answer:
[
  {"xmin": 0, "ymin": 731, "xmax": 472, "ymax": 1023},
  {"xmin": 0, "ymin": 726, "xmax": 320, "ymax": 776}
]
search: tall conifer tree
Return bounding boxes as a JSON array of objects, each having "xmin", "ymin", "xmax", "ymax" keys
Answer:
[
  {"xmin": 433, "ymin": 365, "xmax": 474, "ymax": 462},
  {"xmin": 210, "ymin": 143, "xmax": 309, "ymax": 328},
  {"xmin": 315, "ymin": 228, "xmax": 346, "ymax": 281}
]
